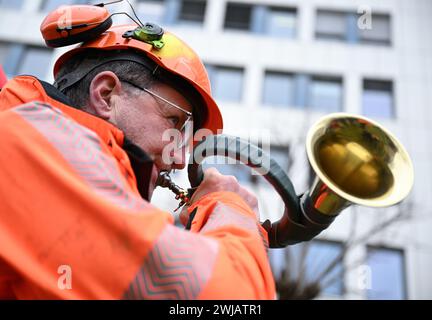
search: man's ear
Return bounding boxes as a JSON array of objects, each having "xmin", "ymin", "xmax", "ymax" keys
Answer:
[{"xmin": 88, "ymin": 71, "xmax": 122, "ymax": 120}]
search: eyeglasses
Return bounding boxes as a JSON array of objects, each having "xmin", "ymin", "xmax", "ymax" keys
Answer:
[{"xmin": 119, "ymin": 79, "xmax": 194, "ymax": 149}]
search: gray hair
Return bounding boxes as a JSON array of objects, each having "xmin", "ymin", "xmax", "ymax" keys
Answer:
[{"xmin": 54, "ymin": 49, "xmax": 156, "ymax": 109}]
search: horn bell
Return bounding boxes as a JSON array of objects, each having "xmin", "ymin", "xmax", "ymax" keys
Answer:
[{"xmin": 305, "ymin": 113, "xmax": 414, "ymax": 216}]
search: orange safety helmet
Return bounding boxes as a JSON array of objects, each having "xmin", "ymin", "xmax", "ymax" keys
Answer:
[{"xmin": 40, "ymin": 4, "xmax": 223, "ymax": 134}]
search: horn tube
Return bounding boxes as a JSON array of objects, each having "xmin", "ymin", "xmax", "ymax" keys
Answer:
[{"xmin": 185, "ymin": 113, "xmax": 414, "ymax": 248}]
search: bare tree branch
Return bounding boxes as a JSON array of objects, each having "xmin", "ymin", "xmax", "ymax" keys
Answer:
[
  {"xmin": 320, "ymin": 256, "xmax": 367, "ymax": 292},
  {"xmin": 292, "ymin": 242, "xmax": 310, "ymax": 293},
  {"xmin": 312, "ymin": 201, "xmax": 413, "ymax": 284}
]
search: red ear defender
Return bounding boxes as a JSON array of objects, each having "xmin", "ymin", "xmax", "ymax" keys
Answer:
[{"xmin": 40, "ymin": 5, "xmax": 112, "ymax": 48}]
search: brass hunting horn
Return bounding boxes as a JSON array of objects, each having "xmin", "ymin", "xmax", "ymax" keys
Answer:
[{"xmin": 157, "ymin": 113, "xmax": 414, "ymax": 248}]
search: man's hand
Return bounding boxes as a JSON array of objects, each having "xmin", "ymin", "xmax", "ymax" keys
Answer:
[{"xmin": 179, "ymin": 167, "xmax": 259, "ymax": 226}]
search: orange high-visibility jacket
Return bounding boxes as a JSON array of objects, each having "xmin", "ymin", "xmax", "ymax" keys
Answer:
[{"xmin": 0, "ymin": 76, "xmax": 275, "ymax": 300}]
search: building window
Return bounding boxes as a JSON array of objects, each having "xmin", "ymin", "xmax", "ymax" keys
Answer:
[
  {"xmin": 224, "ymin": 3, "xmax": 297, "ymax": 38},
  {"xmin": 263, "ymin": 72, "xmax": 295, "ymax": 107},
  {"xmin": 359, "ymin": 14, "xmax": 391, "ymax": 45},
  {"xmin": 136, "ymin": 0, "xmax": 206, "ymax": 27},
  {"xmin": 362, "ymin": 79, "xmax": 394, "ymax": 118},
  {"xmin": 263, "ymin": 71, "xmax": 343, "ymax": 112},
  {"xmin": 17, "ymin": 47, "xmax": 54, "ymax": 80},
  {"xmin": 270, "ymin": 240, "xmax": 344, "ymax": 298},
  {"xmin": 0, "ymin": 42, "xmax": 12, "ymax": 68},
  {"xmin": 136, "ymin": 0, "xmax": 166, "ymax": 25},
  {"xmin": 40, "ymin": 0, "xmax": 81, "ymax": 12},
  {"xmin": 1, "ymin": 43, "xmax": 54, "ymax": 81},
  {"xmin": 366, "ymin": 247, "xmax": 406, "ymax": 299},
  {"xmin": 202, "ymin": 156, "xmax": 251, "ymax": 184},
  {"xmin": 307, "ymin": 162, "xmax": 315, "ymax": 187},
  {"xmin": 309, "ymin": 76, "xmax": 343, "ymax": 112},
  {"xmin": 202, "ymin": 145, "xmax": 290, "ymax": 187},
  {"xmin": 315, "ymin": 10, "xmax": 391, "ymax": 45},
  {"xmin": 315, "ymin": 10, "xmax": 346, "ymax": 41},
  {"xmin": 269, "ymin": 146, "xmax": 290, "ymax": 172},
  {"xmin": 224, "ymin": 2, "xmax": 253, "ymax": 31},
  {"xmin": 206, "ymin": 65, "xmax": 244, "ymax": 103},
  {"xmin": 251, "ymin": 145, "xmax": 290, "ymax": 186},
  {"xmin": 178, "ymin": 0, "xmax": 207, "ymax": 25},
  {"xmin": 0, "ymin": 0, "xmax": 24, "ymax": 9},
  {"xmin": 264, "ymin": 7, "xmax": 296, "ymax": 38}
]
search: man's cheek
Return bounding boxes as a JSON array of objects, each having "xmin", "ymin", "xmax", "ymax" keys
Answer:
[{"xmin": 161, "ymin": 129, "xmax": 182, "ymax": 165}]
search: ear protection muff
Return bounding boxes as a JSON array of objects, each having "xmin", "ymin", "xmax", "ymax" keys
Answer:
[{"xmin": 40, "ymin": 5, "xmax": 113, "ymax": 48}]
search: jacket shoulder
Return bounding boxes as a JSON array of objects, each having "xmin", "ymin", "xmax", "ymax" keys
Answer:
[
  {"xmin": 0, "ymin": 101, "xmax": 97, "ymax": 165},
  {"xmin": 0, "ymin": 76, "xmax": 49, "ymax": 111}
]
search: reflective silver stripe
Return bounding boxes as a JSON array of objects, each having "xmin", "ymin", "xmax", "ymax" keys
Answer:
[
  {"xmin": 13, "ymin": 102, "xmax": 148, "ymax": 211},
  {"xmin": 201, "ymin": 202, "xmax": 258, "ymax": 233},
  {"xmin": 201, "ymin": 202, "xmax": 268, "ymax": 249},
  {"xmin": 123, "ymin": 225, "xmax": 218, "ymax": 300}
]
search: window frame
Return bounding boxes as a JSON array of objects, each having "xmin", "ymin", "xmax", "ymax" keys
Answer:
[
  {"xmin": 262, "ymin": 70, "xmax": 296, "ymax": 108},
  {"xmin": 0, "ymin": 42, "xmax": 54, "ymax": 80},
  {"xmin": 362, "ymin": 78, "xmax": 395, "ymax": 119},
  {"xmin": 262, "ymin": 70, "xmax": 344, "ymax": 112},
  {"xmin": 271, "ymin": 238, "xmax": 345, "ymax": 298},
  {"xmin": 0, "ymin": 0, "xmax": 25, "ymax": 10},
  {"xmin": 358, "ymin": 13, "xmax": 392, "ymax": 46},
  {"xmin": 224, "ymin": 2, "xmax": 254, "ymax": 31},
  {"xmin": 366, "ymin": 245, "xmax": 407, "ymax": 300},
  {"xmin": 206, "ymin": 64, "xmax": 245, "ymax": 103},
  {"xmin": 315, "ymin": 9, "xmax": 348, "ymax": 42},
  {"xmin": 177, "ymin": 0, "xmax": 208, "ymax": 25},
  {"xmin": 224, "ymin": 2, "xmax": 297, "ymax": 38},
  {"xmin": 315, "ymin": 9, "xmax": 392, "ymax": 46},
  {"xmin": 308, "ymin": 75, "xmax": 343, "ymax": 112}
]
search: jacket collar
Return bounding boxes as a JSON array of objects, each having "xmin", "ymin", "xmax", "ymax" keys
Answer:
[
  {"xmin": 1, "ymin": 76, "xmax": 154, "ymax": 200},
  {"xmin": 40, "ymin": 77, "xmax": 127, "ymax": 148}
]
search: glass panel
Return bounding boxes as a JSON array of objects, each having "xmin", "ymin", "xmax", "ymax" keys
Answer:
[
  {"xmin": 224, "ymin": 2, "xmax": 253, "ymax": 30},
  {"xmin": 271, "ymin": 240, "xmax": 344, "ymax": 297},
  {"xmin": 136, "ymin": 0, "xmax": 166, "ymax": 24},
  {"xmin": 0, "ymin": 0, "xmax": 24, "ymax": 9},
  {"xmin": 265, "ymin": 7, "xmax": 296, "ymax": 38},
  {"xmin": 309, "ymin": 77, "xmax": 342, "ymax": 112},
  {"xmin": 269, "ymin": 248, "xmax": 286, "ymax": 283},
  {"xmin": 306, "ymin": 241, "xmax": 344, "ymax": 296},
  {"xmin": 201, "ymin": 156, "xmax": 251, "ymax": 183},
  {"xmin": 316, "ymin": 10, "xmax": 347, "ymax": 41},
  {"xmin": 178, "ymin": 0, "xmax": 206, "ymax": 24},
  {"xmin": 359, "ymin": 14, "xmax": 391, "ymax": 45},
  {"xmin": 201, "ymin": 145, "xmax": 289, "ymax": 186},
  {"xmin": 40, "ymin": 0, "xmax": 76, "ymax": 12},
  {"xmin": 362, "ymin": 80, "xmax": 393, "ymax": 118},
  {"xmin": 210, "ymin": 66, "xmax": 244, "ymax": 103},
  {"xmin": 270, "ymin": 146, "xmax": 290, "ymax": 172},
  {"xmin": 262, "ymin": 71, "xmax": 295, "ymax": 108},
  {"xmin": 366, "ymin": 247, "xmax": 406, "ymax": 299},
  {"xmin": 17, "ymin": 47, "xmax": 53, "ymax": 81},
  {"xmin": 252, "ymin": 145, "xmax": 290, "ymax": 186},
  {"xmin": 0, "ymin": 42, "xmax": 11, "ymax": 65}
]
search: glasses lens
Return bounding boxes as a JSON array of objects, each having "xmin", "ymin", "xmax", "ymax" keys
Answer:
[
  {"xmin": 177, "ymin": 116, "xmax": 194, "ymax": 150},
  {"xmin": 120, "ymin": 80, "xmax": 195, "ymax": 150}
]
